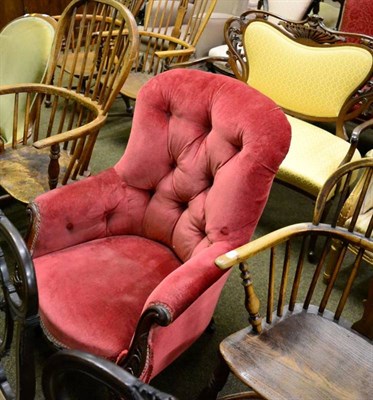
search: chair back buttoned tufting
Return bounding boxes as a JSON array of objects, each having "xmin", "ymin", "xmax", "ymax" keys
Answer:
[{"xmin": 115, "ymin": 69, "xmax": 291, "ymax": 261}]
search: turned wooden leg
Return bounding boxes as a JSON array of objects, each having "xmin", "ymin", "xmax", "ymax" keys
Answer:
[
  {"xmin": 121, "ymin": 94, "xmax": 133, "ymax": 114},
  {"xmin": 196, "ymin": 354, "xmax": 230, "ymax": 400},
  {"xmin": 48, "ymin": 144, "xmax": 61, "ymax": 190}
]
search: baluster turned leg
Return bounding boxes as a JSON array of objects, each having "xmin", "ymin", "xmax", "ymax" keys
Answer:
[
  {"xmin": 48, "ymin": 143, "xmax": 60, "ymax": 190},
  {"xmin": 240, "ymin": 262, "xmax": 262, "ymax": 334}
]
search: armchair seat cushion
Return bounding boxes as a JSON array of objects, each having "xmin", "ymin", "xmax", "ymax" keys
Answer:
[
  {"xmin": 34, "ymin": 235, "xmax": 182, "ymax": 359},
  {"xmin": 277, "ymin": 116, "xmax": 361, "ymax": 197}
]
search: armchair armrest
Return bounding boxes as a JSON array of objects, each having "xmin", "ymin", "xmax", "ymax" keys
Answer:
[
  {"xmin": 143, "ymin": 241, "xmax": 234, "ymax": 320},
  {"xmin": 27, "ymin": 168, "xmax": 148, "ymax": 258},
  {"xmin": 120, "ymin": 242, "xmax": 235, "ymax": 375}
]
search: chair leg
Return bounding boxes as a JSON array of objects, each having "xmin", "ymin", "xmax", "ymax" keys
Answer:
[
  {"xmin": 196, "ymin": 354, "xmax": 230, "ymax": 400},
  {"xmin": 14, "ymin": 318, "xmax": 38, "ymax": 400},
  {"xmin": 205, "ymin": 317, "xmax": 216, "ymax": 334},
  {"xmin": 121, "ymin": 94, "xmax": 134, "ymax": 114}
]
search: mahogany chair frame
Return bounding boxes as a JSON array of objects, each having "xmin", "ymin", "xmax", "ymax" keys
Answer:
[
  {"xmin": 224, "ymin": 10, "xmax": 373, "ymax": 142},
  {"xmin": 0, "ymin": 210, "xmax": 39, "ymax": 400},
  {"xmin": 42, "ymin": 349, "xmax": 177, "ymax": 400}
]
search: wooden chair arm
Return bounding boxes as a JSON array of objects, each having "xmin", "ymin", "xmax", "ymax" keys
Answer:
[
  {"xmin": 33, "ymin": 117, "xmax": 106, "ymax": 149},
  {"xmin": 138, "ymin": 30, "xmax": 194, "ymax": 52},
  {"xmin": 0, "ymin": 83, "xmax": 106, "ymax": 148},
  {"xmin": 215, "ymin": 222, "xmax": 373, "ymax": 269},
  {"xmin": 155, "ymin": 47, "xmax": 195, "ymax": 59}
]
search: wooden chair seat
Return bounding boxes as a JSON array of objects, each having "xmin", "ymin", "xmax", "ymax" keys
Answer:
[
  {"xmin": 120, "ymin": 70, "xmax": 156, "ymax": 99},
  {"xmin": 0, "ymin": 146, "xmax": 71, "ymax": 203},
  {"xmin": 221, "ymin": 308, "xmax": 373, "ymax": 400},
  {"xmin": 58, "ymin": 51, "xmax": 96, "ymax": 78}
]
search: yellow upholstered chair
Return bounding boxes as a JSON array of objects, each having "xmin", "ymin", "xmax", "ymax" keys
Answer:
[
  {"xmin": 223, "ymin": 10, "xmax": 373, "ymax": 239},
  {"xmin": 207, "ymin": 0, "xmax": 316, "ymax": 74},
  {"xmin": 119, "ymin": 0, "xmax": 217, "ymax": 105},
  {"xmin": 0, "ymin": 14, "xmax": 57, "ymax": 144}
]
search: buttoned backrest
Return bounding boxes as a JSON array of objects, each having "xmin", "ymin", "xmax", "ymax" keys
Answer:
[{"xmin": 115, "ymin": 69, "xmax": 291, "ymax": 261}]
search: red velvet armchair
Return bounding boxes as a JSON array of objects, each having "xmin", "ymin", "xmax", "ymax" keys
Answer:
[
  {"xmin": 1, "ymin": 69, "xmax": 290, "ymax": 398},
  {"xmin": 339, "ymin": 0, "xmax": 373, "ymax": 37}
]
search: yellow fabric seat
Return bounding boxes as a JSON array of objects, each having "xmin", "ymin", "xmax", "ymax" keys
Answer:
[{"xmin": 278, "ymin": 115, "xmax": 361, "ymax": 197}]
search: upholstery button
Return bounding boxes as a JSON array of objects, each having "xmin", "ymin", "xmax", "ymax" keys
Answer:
[
  {"xmin": 220, "ymin": 226, "xmax": 229, "ymax": 235},
  {"xmin": 66, "ymin": 222, "xmax": 74, "ymax": 230}
]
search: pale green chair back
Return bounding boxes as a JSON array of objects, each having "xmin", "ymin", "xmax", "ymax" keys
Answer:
[{"xmin": 0, "ymin": 15, "xmax": 56, "ymax": 144}]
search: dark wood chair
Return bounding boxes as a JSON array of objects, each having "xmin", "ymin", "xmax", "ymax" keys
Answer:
[
  {"xmin": 197, "ymin": 219, "xmax": 373, "ymax": 399},
  {"xmin": 42, "ymin": 349, "xmax": 177, "ymax": 400},
  {"xmin": 0, "ymin": 0, "xmax": 139, "ymax": 204}
]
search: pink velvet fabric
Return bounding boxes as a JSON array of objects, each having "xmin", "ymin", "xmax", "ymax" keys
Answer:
[
  {"xmin": 36, "ymin": 236, "xmax": 181, "ymax": 359},
  {"xmin": 30, "ymin": 69, "xmax": 291, "ymax": 380},
  {"xmin": 340, "ymin": 0, "xmax": 373, "ymax": 37}
]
